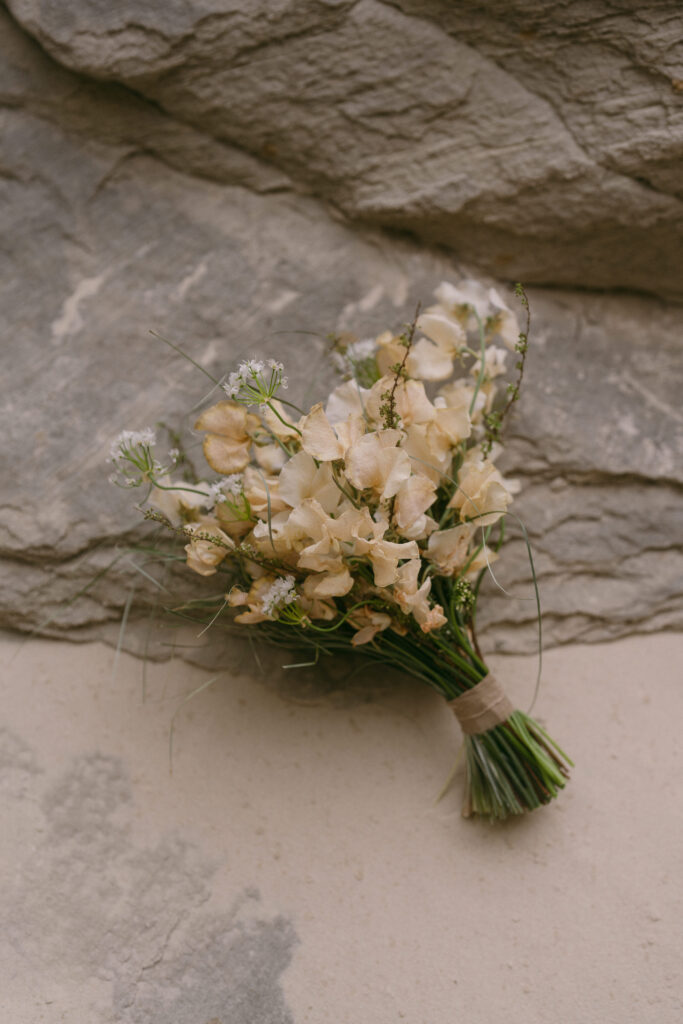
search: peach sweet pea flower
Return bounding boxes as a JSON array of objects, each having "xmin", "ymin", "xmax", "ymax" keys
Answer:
[
  {"xmin": 242, "ymin": 466, "xmax": 287, "ymax": 519},
  {"xmin": 374, "ymin": 330, "xmax": 408, "ymax": 378},
  {"xmin": 184, "ymin": 520, "xmax": 232, "ymax": 577},
  {"xmin": 392, "ymin": 559, "xmax": 447, "ymax": 633},
  {"xmin": 302, "ymin": 568, "xmax": 354, "ymax": 599},
  {"xmin": 402, "ymin": 312, "xmax": 466, "ymax": 382},
  {"xmin": 254, "ymin": 442, "xmax": 287, "ymax": 474},
  {"xmin": 344, "ymin": 429, "xmax": 411, "ymax": 500},
  {"xmin": 261, "ymin": 399, "xmax": 300, "ymax": 441},
  {"xmin": 365, "ymin": 376, "xmax": 435, "ymax": 427},
  {"xmin": 194, "ymin": 401, "xmax": 259, "ymax": 474},
  {"xmin": 148, "ymin": 474, "xmax": 208, "ymax": 525},
  {"xmin": 349, "ymin": 606, "xmax": 393, "ymax": 646},
  {"xmin": 300, "ymin": 402, "xmax": 346, "ymax": 461},
  {"xmin": 352, "ymin": 516, "xmax": 419, "ymax": 588},
  {"xmin": 449, "ymin": 450, "xmax": 517, "ymax": 527}
]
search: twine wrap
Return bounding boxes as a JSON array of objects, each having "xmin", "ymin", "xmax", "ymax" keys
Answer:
[{"xmin": 449, "ymin": 674, "xmax": 515, "ymax": 735}]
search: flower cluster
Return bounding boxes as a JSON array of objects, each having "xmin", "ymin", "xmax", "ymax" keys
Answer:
[
  {"xmin": 113, "ymin": 278, "xmax": 572, "ymax": 822},
  {"xmin": 130, "ymin": 280, "xmax": 521, "ymax": 644}
]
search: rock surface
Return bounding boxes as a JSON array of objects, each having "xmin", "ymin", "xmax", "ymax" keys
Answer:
[
  {"xmin": 6, "ymin": 0, "xmax": 683, "ymax": 297},
  {"xmin": 0, "ymin": 5, "xmax": 681, "ymax": 655}
]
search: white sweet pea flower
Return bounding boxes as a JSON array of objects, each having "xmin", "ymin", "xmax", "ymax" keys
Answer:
[
  {"xmin": 405, "ymin": 337, "xmax": 455, "ymax": 381},
  {"xmin": 433, "ymin": 279, "xmax": 490, "ymax": 324},
  {"xmin": 487, "ymin": 288, "xmax": 520, "ymax": 351},
  {"xmin": 416, "ymin": 312, "xmax": 465, "ymax": 353},
  {"xmin": 471, "ymin": 345, "xmax": 508, "ymax": 380}
]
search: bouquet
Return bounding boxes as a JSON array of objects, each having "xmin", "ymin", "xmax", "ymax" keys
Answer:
[{"xmin": 110, "ymin": 280, "xmax": 571, "ymax": 821}]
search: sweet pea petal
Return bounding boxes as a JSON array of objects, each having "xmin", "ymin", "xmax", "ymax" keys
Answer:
[{"xmin": 300, "ymin": 402, "xmax": 345, "ymax": 461}]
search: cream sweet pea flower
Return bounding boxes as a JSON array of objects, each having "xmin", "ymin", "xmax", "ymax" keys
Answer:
[
  {"xmin": 300, "ymin": 402, "xmax": 346, "ymax": 461},
  {"xmin": 348, "ymin": 606, "xmax": 393, "ymax": 646},
  {"xmin": 184, "ymin": 520, "xmax": 232, "ymax": 577},
  {"xmin": 471, "ymin": 345, "xmax": 508, "ymax": 380},
  {"xmin": 195, "ymin": 401, "xmax": 260, "ymax": 474},
  {"xmin": 375, "ymin": 330, "xmax": 408, "ymax": 378},
  {"xmin": 402, "ymin": 311, "xmax": 466, "ymax": 382},
  {"xmin": 352, "ymin": 517, "xmax": 419, "ymax": 587},
  {"xmin": 449, "ymin": 451, "xmax": 515, "ymax": 526},
  {"xmin": 465, "ymin": 544, "xmax": 499, "ymax": 577},
  {"xmin": 243, "ymin": 466, "xmax": 287, "ymax": 519},
  {"xmin": 278, "ymin": 451, "xmax": 341, "ymax": 513},
  {"xmin": 254, "ymin": 442, "xmax": 288, "ymax": 473},
  {"xmin": 365, "ymin": 376, "xmax": 435, "ymax": 427},
  {"xmin": 405, "ymin": 337, "xmax": 454, "ymax": 381},
  {"xmin": 344, "ymin": 429, "xmax": 411, "ymax": 500},
  {"xmin": 261, "ymin": 399, "xmax": 300, "ymax": 440},
  {"xmin": 325, "ymin": 379, "xmax": 370, "ymax": 424},
  {"xmin": 148, "ymin": 475, "xmax": 208, "ymax": 525},
  {"xmin": 433, "ymin": 279, "xmax": 490, "ymax": 324},
  {"xmin": 302, "ymin": 567, "xmax": 353, "ymax": 599},
  {"xmin": 402, "ymin": 422, "xmax": 452, "ymax": 485},
  {"xmin": 426, "ymin": 524, "xmax": 475, "ymax": 575},
  {"xmin": 487, "ymin": 288, "xmax": 520, "ymax": 350},
  {"xmin": 392, "ymin": 559, "xmax": 447, "ymax": 633},
  {"xmin": 393, "ymin": 474, "xmax": 437, "ymax": 533},
  {"xmin": 279, "ymin": 500, "xmax": 373, "ymax": 576}
]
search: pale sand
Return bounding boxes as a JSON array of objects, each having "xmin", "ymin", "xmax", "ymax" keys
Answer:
[{"xmin": 1, "ymin": 632, "xmax": 681, "ymax": 1023}]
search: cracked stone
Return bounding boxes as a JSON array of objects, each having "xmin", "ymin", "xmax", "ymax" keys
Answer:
[{"xmin": 0, "ymin": 5, "xmax": 681, "ymax": 655}]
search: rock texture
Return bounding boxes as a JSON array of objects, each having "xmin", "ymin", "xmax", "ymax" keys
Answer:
[
  {"xmin": 6, "ymin": 0, "xmax": 683, "ymax": 297},
  {"xmin": 0, "ymin": 4, "xmax": 681, "ymax": 655}
]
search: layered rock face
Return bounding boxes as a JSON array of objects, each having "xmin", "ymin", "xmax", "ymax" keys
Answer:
[{"xmin": 1, "ymin": 2, "xmax": 681, "ymax": 654}]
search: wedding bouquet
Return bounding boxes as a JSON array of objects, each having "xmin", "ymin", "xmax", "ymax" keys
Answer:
[{"xmin": 110, "ymin": 280, "xmax": 571, "ymax": 821}]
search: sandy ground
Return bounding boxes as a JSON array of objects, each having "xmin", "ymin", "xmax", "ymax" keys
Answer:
[{"xmin": 1, "ymin": 631, "xmax": 682, "ymax": 1023}]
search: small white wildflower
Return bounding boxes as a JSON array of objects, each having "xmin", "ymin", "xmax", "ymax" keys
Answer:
[
  {"xmin": 260, "ymin": 575, "xmax": 297, "ymax": 617},
  {"xmin": 347, "ymin": 338, "xmax": 376, "ymax": 361},
  {"xmin": 108, "ymin": 428, "xmax": 161, "ymax": 488},
  {"xmin": 221, "ymin": 358, "xmax": 287, "ymax": 404},
  {"xmin": 203, "ymin": 480, "xmax": 227, "ymax": 510},
  {"xmin": 109, "ymin": 428, "xmax": 156, "ymax": 463},
  {"xmin": 223, "ymin": 473, "xmax": 244, "ymax": 496},
  {"xmin": 168, "ymin": 447, "xmax": 180, "ymax": 463}
]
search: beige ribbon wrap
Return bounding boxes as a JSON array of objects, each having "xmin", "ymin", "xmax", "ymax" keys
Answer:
[{"xmin": 449, "ymin": 674, "xmax": 514, "ymax": 735}]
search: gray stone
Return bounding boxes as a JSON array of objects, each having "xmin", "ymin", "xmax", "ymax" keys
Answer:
[
  {"xmin": 2, "ymin": 742, "xmax": 297, "ymax": 1022},
  {"xmin": 6, "ymin": 0, "xmax": 683, "ymax": 297},
  {"xmin": 0, "ymin": 7, "xmax": 681, "ymax": 657}
]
